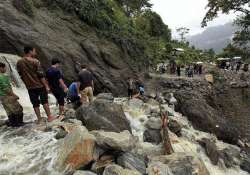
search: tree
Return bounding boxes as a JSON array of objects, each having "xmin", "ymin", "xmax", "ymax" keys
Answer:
[
  {"xmin": 135, "ymin": 10, "xmax": 171, "ymax": 41},
  {"xmin": 218, "ymin": 43, "xmax": 250, "ymax": 61},
  {"xmin": 176, "ymin": 27, "xmax": 190, "ymax": 42},
  {"xmin": 115, "ymin": 0, "xmax": 152, "ymax": 16},
  {"xmin": 202, "ymin": 0, "xmax": 250, "ymax": 47},
  {"xmin": 204, "ymin": 48, "xmax": 216, "ymax": 60}
]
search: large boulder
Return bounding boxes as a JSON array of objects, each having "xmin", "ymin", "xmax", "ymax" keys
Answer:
[
  {"xmin": 117, "ymin": 152, "xmax": 146, "ymax": 174},
  {"xmin": 103, "ymin": 164, "xmax": 142, "ymax": 175},
  {"xmin": 147, "ymin": 153, "xmax": 210, "ymax": 175},
  {"xmin": 175, "ymin": 90, "xmax": 239, "ymax": 144},
  {"xmin": 55, "ymin": 126, "xmax": 96, "ymax": 171},
  {"xmin": 91, "ymin": 130, "xmax": 136, "ymax": 152},
  {"xmin": 76, "ymin": 100, "xmax": 131, "ymax": 132}
]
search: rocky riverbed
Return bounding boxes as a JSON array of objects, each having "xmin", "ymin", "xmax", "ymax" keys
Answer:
[{"xmin": 0, "ymin": 91, "xmax": 249, "ymax": 175}]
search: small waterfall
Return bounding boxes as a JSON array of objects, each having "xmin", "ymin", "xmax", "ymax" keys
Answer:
[{"xmin": 0, "ymin": 54, "xmax": 25, "ymax": 88}]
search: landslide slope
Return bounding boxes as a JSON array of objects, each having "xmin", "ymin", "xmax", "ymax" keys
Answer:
[{"xmin": 0, "ymin": 0, "xmax": 143, "ymax": 95}]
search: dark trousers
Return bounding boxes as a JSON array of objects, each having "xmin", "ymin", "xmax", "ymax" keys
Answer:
[
  {"xmin": 7, "ymin": 113, "xmax": 24, "ymax": 127},
  {"xmin": 128, "ymin": 89, "xmax": 133, "ymax": 98}
]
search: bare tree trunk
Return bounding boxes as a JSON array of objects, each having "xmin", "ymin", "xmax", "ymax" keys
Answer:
[{"xmin": 161, "ymin": 111, "xmax": 174, "ymax": 155}]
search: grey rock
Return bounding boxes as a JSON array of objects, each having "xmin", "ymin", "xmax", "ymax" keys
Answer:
[
  {"xmin": 127, "ymin": 99, "xmax": 144, "ymax": 109},
  {"xmin": 103, "ymin": 164, "xmax": 142, "ymax": 175},
  {"xmin": 147, "ymin": 152, "xmax": 210, "ymax": 175},
  {"xmin": 76, "ymin": 100, "xmax": 131, "ymax": 132},
  {"xmin": 54, "ymin": 128, "xmax": 68, "ymax": 140},
  {"xmin": 219, "ymin": 146, "xmax": 241, "ymax": 168},
  {"xmin": 143, "ymin": 129, "xmax": 162, "ymax": 144},
  {"xmin": 91, "ymin": 130, "xmax": 136, "ymax": 152},
  {"xmin": 240, "ymin": 154, "xmax": 250, "ymax": 173},
  {"xmin": 132, "ymin": 142, "xmax": 164, "ymax": 157},
  {"xmin": 146, "ymin": 98, "xmax": 159, "ymax": 106},
  {"xmin": 145, "ymin": 118, "xmax": 162, "ymax": 130},
  {"xmin": 168, "ymin": 119, "xmax": 182, "ymax": 137},
  {"xmin": 64, "ymin": 108, "xmax": 76, "ymax": 119},
  {"xmin": 117, "ymin": 152, "xmax": 146, "ymax": 174},
  {"xmin": 96, "ymin": 93, "xmax": 114, "ymax": 102},
  {"xmin": 0, "ymin": 120, "xmax": 7, "ymax": 127},
  {"xmin": 74, "ymin": 171, "xmax": 96, "ymax": 175},
  {"xmin": 198, "ymin": 138, "xmax": 219, "ymax": 165},
  {"xmin": 64, "ymin": 119, "xmax": 83, "ymax": 126},
  {"xmin": 199, "ymin": 138, "xmax": 241, "ymax": 168}
]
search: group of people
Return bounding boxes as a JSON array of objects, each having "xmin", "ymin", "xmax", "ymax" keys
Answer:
[
  {"xmin": 0, "ymin": 46, "xmax": 94, "ymax": 127},
  {"xmin": 185, "ymin": 64, "xmax": 203, "ymax": 77},
  {"xmin": 219, "ymin": 60, "xmax": 248, "ymax": 72},
  {"xmin": 157, "ymin": 62, "xmax": 203, "ymax": 78},
  {"xmin": 127, "ymin": 77, "xmax": 144, "ymax": 99}
]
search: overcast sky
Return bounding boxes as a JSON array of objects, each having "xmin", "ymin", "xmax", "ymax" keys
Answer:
[{"xmin": 150, "ymin": 0, "xmax": 236, "ymax": 36}]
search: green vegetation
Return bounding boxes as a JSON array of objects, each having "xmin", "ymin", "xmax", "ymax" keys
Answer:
[
  {"xmin": 12, "ymin": 0, "xmax": 213, "ymax": 66},
  {"xmin": 217, "ymin": 44, "xmax": 250, "ymax": 63},
  {"xmin": 13, "ymin": 0, "xmax": 35, "ymax": 17}
]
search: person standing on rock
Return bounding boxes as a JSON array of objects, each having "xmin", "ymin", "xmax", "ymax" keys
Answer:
[
  {"xmin": 46, "ymin": 58, "xmax": 68, "ymax": 118},
  {"xmin": 177, "ymin": 65, "xmax": 181, "ymax": 77},
  {"xmin": 78, "ymin": 65, "xmax": 94, "ymax": 103},
  {"xmin": 0, "ymin": 62, "xmax": 24, "ymax": 127},
  {"xmin": 127, "ymin": 77, "xmax": 134, "ymax": 99},
  {"xmin": 17, "ymin": 46, "xmax": 56, "ymax": 123}
]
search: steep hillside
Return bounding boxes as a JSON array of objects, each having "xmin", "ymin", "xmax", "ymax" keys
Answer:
[
  {"xmin": 188, "ymin": 23, "xmax": 237, "ymax": 53},
  {"xmin": 0, "ymin": 0, "xmax": 172, "ymax": 95}
]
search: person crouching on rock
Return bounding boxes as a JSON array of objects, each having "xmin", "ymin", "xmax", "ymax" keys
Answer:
[
  {"xmin": 17, "ymin": 46, "xmax": 56, "ymax": 124},
  {"xmin": 0, "ymin": 62, "xmax": 24, "ymax": 127},
  {"xmin": 67, "ymin": 81, "xmax": 82, "ymax": 109},
  {"xmin": 78, "ymin": 65, "xmax": 94, "ymax": 104},
  {"xmin": 46, "ymin": 58, "xmax": 68, "ymax": 119}
]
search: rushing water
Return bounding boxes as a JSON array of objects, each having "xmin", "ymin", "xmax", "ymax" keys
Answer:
[
  {"xmin": 0, "ymin": 54, "xmax": 61, "ymax": 175},
  {"xmin": 119, "ymin": 99, "xmax": 249, "ymax": 175},
  {"xmin": 0, "ymin": 54, "xmax": 249, "ymax": 175}
]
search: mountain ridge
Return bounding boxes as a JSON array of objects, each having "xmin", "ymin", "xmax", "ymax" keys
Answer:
[{"xmin": 188, "ymin": 22, "xmax": 237, "ymax": 53}]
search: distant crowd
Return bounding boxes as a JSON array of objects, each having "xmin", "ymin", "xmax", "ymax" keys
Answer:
[
  {"xmin": 157, "ymin": 62, "xmax": 203, "ymax": 78},
  {"xmin": 218, "ymin": 60, "xmax": 249, "ymax": 72}
]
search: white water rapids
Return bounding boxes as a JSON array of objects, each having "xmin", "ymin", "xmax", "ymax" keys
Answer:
[{"xmin": 0, "ymin": 54, "xmax": 249, "ymax": 175}]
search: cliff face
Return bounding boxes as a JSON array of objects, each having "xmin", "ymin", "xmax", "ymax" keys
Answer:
[
  {"xmin": 146, "ymin": 69, "xmax": 250, "ymax": 144},
  {"xmin": 0, "ymin": 0, "xmax": 141, "ymax": 95}
]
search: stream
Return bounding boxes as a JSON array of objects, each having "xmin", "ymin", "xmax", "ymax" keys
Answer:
[{"xmin": 0, "ymin": 53, "xmax": 249, "ymax": 175}]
